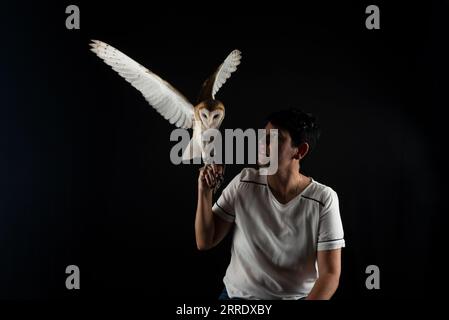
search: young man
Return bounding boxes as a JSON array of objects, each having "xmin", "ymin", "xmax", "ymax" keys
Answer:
[{"xmin": 195, "ymin": 108, "xmax": 345, "ymax": 300}]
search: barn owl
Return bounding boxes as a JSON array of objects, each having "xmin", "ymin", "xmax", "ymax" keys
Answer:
[{"xmin": 89, "ymin": 40, "xmax": 241, "ymax": 162}]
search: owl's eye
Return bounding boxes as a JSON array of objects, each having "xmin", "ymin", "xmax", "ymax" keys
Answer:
[{"xmin": 213, "ymin": 114, "xmax": 219, "ymax": 119}]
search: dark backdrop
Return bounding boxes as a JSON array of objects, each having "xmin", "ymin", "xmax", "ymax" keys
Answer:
[{"xmin": 1, "ymin": 1, "xmax": 448, "ymax": 300}]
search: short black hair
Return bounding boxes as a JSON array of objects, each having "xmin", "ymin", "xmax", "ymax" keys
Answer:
[{"xmin": 265, "ymin": 108, "xmax": 321, "ymax": 152}]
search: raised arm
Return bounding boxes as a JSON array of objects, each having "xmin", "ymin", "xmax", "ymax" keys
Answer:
[{"xmin": 195, "ymin": 165, "xmax": 233, "ymax": 250}]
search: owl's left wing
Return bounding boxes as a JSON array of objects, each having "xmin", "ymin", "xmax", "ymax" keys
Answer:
[{"xmin": 198, "ymin": 49, "xmax": 242, "ymax": 102}]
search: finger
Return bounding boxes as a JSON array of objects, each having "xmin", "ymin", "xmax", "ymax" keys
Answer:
[
  {"xmin": 200, "ymin": 174, "xmax": 207, "ymax": 186},
  {"xmin": 204, "ymin": 174, "xmax": 212, "ymax": 187},
  {"xmin": 207, "ymin": 164, "xmax": 214, "ymax": 172},
  {"xmin": 212, "ymin": 166, "xmax": 219, "ymax": 178},
  {"xmin": 206, "ymin": 170, "xmax": 216, "ymax": 185},
  {"xmin": 204, "ymin": 166, "xmax": 211, "ymax": 180}
]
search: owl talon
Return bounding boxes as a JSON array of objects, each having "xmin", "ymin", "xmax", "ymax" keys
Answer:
[
  {"xmin": 212, "ymin": 164, "xmax": 226, "ymax": 194},
  {"xmin": 202, "ymin": 163, "xmax": 226, "ymax": 194}
]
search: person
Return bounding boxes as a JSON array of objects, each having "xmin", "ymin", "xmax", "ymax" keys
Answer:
[{"xmin": 195, "ymin": 108, "xmax": 345, "ymax": 300}]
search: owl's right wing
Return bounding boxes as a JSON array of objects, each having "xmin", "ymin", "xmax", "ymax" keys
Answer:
[{"xmin": 90, "ymin": 40, "xmax": 195, "ymax": 129}]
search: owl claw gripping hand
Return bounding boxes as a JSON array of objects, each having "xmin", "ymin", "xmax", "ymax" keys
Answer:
[{"xmin": 198, "ymin": 164, "xmax": 225, "ymax": 194}]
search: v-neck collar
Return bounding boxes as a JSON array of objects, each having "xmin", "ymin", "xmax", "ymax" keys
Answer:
[{"xmin": 265, "ymin": 175, "xmax": 315, "ymax": 208}]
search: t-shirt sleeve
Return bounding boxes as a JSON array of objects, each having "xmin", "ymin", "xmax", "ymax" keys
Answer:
[
  {"xmin": 317, "ymin": 189, "xmax": 346, "ymax": 251},
  {"xmin": 212, "ymin": 171, "xmax": 241, "ymax": 223}
]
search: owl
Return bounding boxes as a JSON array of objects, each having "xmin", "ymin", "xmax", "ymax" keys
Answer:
[{"xmin": 89, "ymin": 40, "xmax": 241, "ymax": 162}]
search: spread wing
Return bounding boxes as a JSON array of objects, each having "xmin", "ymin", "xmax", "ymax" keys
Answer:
[
  {"xmin": 198, "ymin": 49, "xmax": 242, "ymax": 102},
  {"xmin": 90, "ymin": 40, "xmax": 195, "ymax": 129}
]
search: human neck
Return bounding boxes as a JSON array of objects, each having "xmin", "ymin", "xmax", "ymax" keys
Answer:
[{"xmin": 267, "ymin": 165, "xmax": 308, "ymax": 204}]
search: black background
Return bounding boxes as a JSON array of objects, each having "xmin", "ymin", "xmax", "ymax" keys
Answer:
[{"xmin": 1, "ymin": 1, "xmax": 448, "ymax": 301}]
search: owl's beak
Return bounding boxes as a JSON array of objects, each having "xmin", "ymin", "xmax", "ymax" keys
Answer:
[{"xmin": 208, "ymin": 119, "xmax": 216, "ymax": 128}]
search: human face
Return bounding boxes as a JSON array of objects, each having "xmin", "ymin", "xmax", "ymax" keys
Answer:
[{"xmin": 258, "ymin": 122, "xmax": 298, "ymax": 171}]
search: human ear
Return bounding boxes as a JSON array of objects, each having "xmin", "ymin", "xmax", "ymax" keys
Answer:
[{"xmin": 296, "ymin": 142, "xmax": 309, "ymax": 160}]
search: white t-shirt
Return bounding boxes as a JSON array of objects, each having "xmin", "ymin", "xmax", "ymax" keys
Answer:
[{"xmin": 212, "ymin": 167, "xmax": 345, "ymax": 300}]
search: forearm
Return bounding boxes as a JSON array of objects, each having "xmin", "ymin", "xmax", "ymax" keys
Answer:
[
  {"xmin": 195, "ymin": 188, "xmax": 215, "ymax": 250},
  {"xmin": 305, "ymin": 273, "xmax": 340, "ymax": 300}
]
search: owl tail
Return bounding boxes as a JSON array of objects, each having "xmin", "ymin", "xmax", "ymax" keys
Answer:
[{"xmin": 182, "ymin": 136, "xmax": 203, "ymax": 161}]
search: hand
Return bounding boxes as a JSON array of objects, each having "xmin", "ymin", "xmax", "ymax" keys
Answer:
[{"xmin": 198, "ymin": 164, "xmax": 225, "ymax": 193}]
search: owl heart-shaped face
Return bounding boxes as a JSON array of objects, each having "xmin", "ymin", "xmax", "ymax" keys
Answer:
[
  {"xmin": 200, "ymin": 109, "xmax": 224, "ymax": 128},
  {"xmin": 197, "ymin": 100, "xmax": 225, "ymax": 129}
]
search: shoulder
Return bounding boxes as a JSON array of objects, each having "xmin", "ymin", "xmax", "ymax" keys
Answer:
[
  {"xmin": 303, "ymin": 179, "xmax": 338, "ymax": 208},
  {"xmin": 225, "ymin": 167, "xmax": 266, "ymax": 192},
  {"xmin": 238, "ymin": 167, "xmax": 267, "ymax": 186}
]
